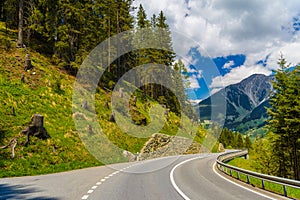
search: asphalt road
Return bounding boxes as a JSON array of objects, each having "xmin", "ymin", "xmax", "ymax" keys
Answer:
[{"xmin": 0, "ymin": 154, "xmax": 276, "ymax": 200}]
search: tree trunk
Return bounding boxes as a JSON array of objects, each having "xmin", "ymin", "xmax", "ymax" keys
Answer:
[
  {"xmin": 17, "ymin": 0, "xmax": 24, "ymax": 48},
  {"xmin": 117, "ymin": 3, "xmax": 121, "ymax": 79}
]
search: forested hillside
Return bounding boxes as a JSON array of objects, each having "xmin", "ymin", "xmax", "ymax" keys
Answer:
[{"xmin": 0, "ymin": 1, "xmax": 208, "ymax": 177}]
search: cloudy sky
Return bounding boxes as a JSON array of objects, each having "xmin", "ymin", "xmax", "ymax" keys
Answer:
[{"xmin": 133, "ymin": 0, "xmax": 300, "ymax": 101}]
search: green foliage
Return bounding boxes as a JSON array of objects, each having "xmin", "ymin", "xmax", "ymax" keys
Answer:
[
  {"xmin": 250, "ymin": 134, "xmax": 278, "ymax": 175},
  {"xmin": 235, "ymin": 133, "xmax": 244, "ymax": 149},
  {"xmin": 267, "ymin": 56, "xmax": 300, "ymax": 180},
  {"xmin": 0, "ymin": 37, "xmax": 12, "ymax": 50},
  {"xmin": 218, "ymin": 128, "xmax": 235, "ymax": 148},
  {"xmin": 218, "ymin": 128, "xmax": 251, "ymax": 150},
  {"xmin": 244, "ymin": 135, "xmax": 252, "ymax": 150},
  {"xmin": 0, "ymin": 0, "xmax": 207, "ymax": 178}
]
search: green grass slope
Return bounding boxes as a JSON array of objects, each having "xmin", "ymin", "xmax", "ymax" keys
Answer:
[
  {"xmin": 0, "ymin": 24, "xmax": 101, "ymax": 177},
  {"xmin": 0, "ymin": 23, "xmax": 206, "ymax": 177}
]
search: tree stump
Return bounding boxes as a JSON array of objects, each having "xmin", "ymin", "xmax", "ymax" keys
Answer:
[
  {"xmin": 104, "ymin": 101, "xmax": 109, "ymax": 109},
  {"xmin": 21, "ymin": 74, "xmax": 25, "ymax": 83},
  {"xmin": 87, "ymin": 124, "xmax": 93, "ymax": 135},
  {"xmin": 11, "ymin": 107, "xmax": 15, "ymax": 116},
  {"xmin": 21, "ymin": 114, "xmax": 49, "ymax": 146},
  {"xmin": 109, "ymin": 111, "xmax": 115, "ymax": 122},
  {"xmin": 119, "ymin": 88, "xmax": 124, "ymax": 98},
  {"xmin": 82, "ymin": 100, "xmax": 88, "ymax": 110},
  {"xmin": 1, "ymin": 114, "xmax": 49, "ymax": 158},
  {"xmin": 132, "ymin": 96, "xmax": 137, "ymax": 106},
  {"xmin": 24, "ymin": 53, "xmax": 33, "ymax": 71},
  {"xmin": 164, "ymin": 108, "xmax": 169, "ymax": 116}
]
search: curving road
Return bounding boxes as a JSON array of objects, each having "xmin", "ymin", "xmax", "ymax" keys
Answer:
[{"xmin": 0, "ymin": 154, "xmax": 277, "ymax": 200}]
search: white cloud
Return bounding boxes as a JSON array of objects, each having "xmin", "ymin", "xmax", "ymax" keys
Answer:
[
  {"xmin": 187, "ymin": 67, "xmax": 197, "ymax": 73},
  {"xmin": 196, "ymin": 70, "xmax": 203, "ymax": 78},
  {"xmin": 223, "ymin": 60, "xmax": 234, "ymax": 69},
  {"xmin": 210, "ymin": 64, "xmax": 271, "ymax": 89},
  {"xmin": 188, "ymin": 75, "xmax": 201, "ymax": 89},
  {"xmin": 189, "ymin": 99, "xmax": 202, "ymax": 105},
  {"xmin": 134, "ymin": 0, "xmax": 300, "ymax": 57},
  {"xmin": 134, "ymin": 0, "xmax": 300, "ymax": 96}
]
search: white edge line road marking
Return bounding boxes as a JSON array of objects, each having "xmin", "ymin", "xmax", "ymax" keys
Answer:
[
  {"xmin": 213, "ymin": 162, "xmax": 277, "ymax": 200},
  {"xmin": 170, "ymin": 156, "xmax": 206, "ymax": 200}
]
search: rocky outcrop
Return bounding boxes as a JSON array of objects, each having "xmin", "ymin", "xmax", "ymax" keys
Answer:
[
  {"xmin": 123, "ymin": 150, "xmax": 137, "ymax": 162},
  {"xmin": 138, "ymin": 133, "xmax": 202, "ymax": 161}
]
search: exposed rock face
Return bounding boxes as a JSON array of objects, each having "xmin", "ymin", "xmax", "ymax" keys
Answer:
[
  {"xmin": 218, "ymin": 143, "xmax": 225, "ymax": 152},
  {"xmin": 123, "ymin": 150, "xmax": 137, "ymax": 162},
  {"xmin": 138, "ymin": 133, "xmax": 202, "ymax": 161}
]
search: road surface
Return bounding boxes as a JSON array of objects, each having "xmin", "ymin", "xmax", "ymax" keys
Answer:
[{"xmin": 0, "ymin": 153, "xmax": 277, "ymax": 200}]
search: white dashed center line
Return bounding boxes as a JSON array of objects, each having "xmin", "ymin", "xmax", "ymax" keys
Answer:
[
  {"xmin": 81, "ymin": 195, "xmax": 89, "ymax": 200},
  {"xmin": 81, "ymin": 163, "xmax": 138, "ymax": 199}
]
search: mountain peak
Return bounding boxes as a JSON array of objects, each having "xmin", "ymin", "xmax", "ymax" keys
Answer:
[{"xmin": 198, "ymin": 74, "xmax": 272, "ymax": 133}]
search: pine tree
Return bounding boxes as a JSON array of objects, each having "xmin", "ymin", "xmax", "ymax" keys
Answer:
[
  {"xmin": 236, "ymin": 132, "xmax": 244, "ymax": 149},
  {"xmin": 173, "ymin": 59, "xmax": 192, "ymax": 115},
  {"xmin": 134, "ymin": 4, "xmax": 151, "ymax": 95},
  {"xmin": 251, "ymin": 135, "xmax": 278, "ymax": 175},
  {"xmin": 156, "ymin": 10, "xmax": 175, "ymax": 66},
  {"xmin": 244, "ymin": 135, "xmax": 252, "ymax": 150},
  {"xmin": 218, "ymin": 128, "xmax": 236, "ymax": 148},
  {"xmin": 267, "ymin": 56, "xmax": 300, "ymax": 180}
]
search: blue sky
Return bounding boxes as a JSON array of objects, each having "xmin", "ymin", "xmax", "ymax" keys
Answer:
[{"xmin": 134, "ymin": 0, "xmax": 300, "ymax": 102}]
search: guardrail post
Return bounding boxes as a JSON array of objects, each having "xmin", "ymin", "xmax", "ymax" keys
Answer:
[
  {"xmin": 261, "ymin": 179, "xmax": 265, "ymax": 189},
  {"xmin": 230, "ymin": 169, "xmax": 232, "ymax": 176},
  {"xmin": 247, "ymin": 175, "xmax": 250, "ymax": 184},
  {"xmin": 283, "ymin": 185, "xmax": 287, "ymax": 197},
  {"xmin": 237, "ymin": 172, "xmax": 240, "ymax": 180}
]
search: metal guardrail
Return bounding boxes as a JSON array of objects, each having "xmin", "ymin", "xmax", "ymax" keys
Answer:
[{"xmin": 216, "ymin": 150, "xmax": 300, "ymax": 198}]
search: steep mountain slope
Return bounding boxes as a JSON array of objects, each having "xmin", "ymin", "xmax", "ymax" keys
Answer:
[
  {"xmin": 0, "ymin": 22, "xmax": 206, "ymax": 177},
  {"xmin": 198, "ymin": 74, "xmax": 273, "ymax": 133}
]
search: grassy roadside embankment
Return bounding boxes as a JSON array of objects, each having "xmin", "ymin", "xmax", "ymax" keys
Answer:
[{"xmin": 228, "ymin": 157, "xmax": 300, "ymax": 199}]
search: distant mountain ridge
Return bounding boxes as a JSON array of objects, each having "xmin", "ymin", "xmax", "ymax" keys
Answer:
[{"xmin": 197, "ymin": 74, "xmax": 273, "ymax": 133}]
